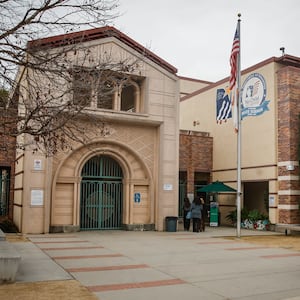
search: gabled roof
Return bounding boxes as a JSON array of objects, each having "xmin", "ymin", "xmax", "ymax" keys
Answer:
[
  {"xmin": 180, "ymin": 54, "xmax": 300, "ymax": 102},
  {"xmin": 27, "ymin": 26, "xmax": 178, "ymax": 74}
]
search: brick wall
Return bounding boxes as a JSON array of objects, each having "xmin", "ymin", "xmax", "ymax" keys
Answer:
[
  {"xmin": 179, "ymin": 130, "xmax": 213, "ymax": 194},
  {"xmin": 277, "ymin": 65, "xmax": 300, "ymax": 224}
]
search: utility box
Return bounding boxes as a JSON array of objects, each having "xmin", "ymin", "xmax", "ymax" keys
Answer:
[{"xmin": 210, "ymin": 202, "xmax": 219, "ymax": 226}]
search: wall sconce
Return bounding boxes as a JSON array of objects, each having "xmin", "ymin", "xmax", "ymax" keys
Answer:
[{"xmin": 286, "ymin": 165, "xmax": 294, "ymax": 171}]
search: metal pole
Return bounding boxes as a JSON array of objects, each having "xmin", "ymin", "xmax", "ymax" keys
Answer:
[{"xmin": 236, "ymin": 14, "xmax": 242, "ymax": 238}]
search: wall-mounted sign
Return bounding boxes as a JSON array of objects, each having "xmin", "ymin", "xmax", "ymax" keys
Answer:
[
  {"xmin": 163, "ymin": 184, "xmax": 173, "ymax": 191},
  {"xmin": 241, "ymin": 73, "xmax": 270, "ymax": 118},
  {"xmin": 134, "ymin": 192, "xmax": 141, "ymax": 203},
  {"xmin": 269, "ymin": 195, "xmax": 275, "ymax": 206},
  {"xmin": 31, "ymin": 189, "xmax": 44, "ymax": 206},
  {"xmin": 33, "ymin": 159, "xmax": 42, "ymax": 170}
]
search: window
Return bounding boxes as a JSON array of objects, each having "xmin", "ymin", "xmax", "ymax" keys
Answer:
[
  {"xmin": 72, "ymin": 67, "xmax": 144, "ymax": 113},
  {"xmin": 121, "ymin": 84, "xmax": 135, "ymax": 112},
  {"xmin": 73, "ymin": 70, "xmax": 92, "ymax": 107},
  {"xmin": 97, "ymin": 80, "xmax": 114, "ymax": 110}
]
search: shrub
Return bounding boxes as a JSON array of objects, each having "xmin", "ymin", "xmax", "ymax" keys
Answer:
[
  {"xmin": 226, "ymin": 208, "xmax": 268, "ymax": 224},
  {"xmin": 248, "ymin": 209, "xmax": 261, "ymax": 222},
  {"xmin": 226, "ymin": 208, "xmax": 249, "ymax": 224}
]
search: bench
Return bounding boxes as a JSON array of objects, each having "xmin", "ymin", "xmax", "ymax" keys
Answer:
[{"xmin": 0, "ymin": 229, "xmax": 21, "ymax": 284}]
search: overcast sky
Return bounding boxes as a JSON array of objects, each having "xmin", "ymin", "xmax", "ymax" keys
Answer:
[{"xmin": 113, "ymin": 0, "xmax": 300, "ymax": 82}]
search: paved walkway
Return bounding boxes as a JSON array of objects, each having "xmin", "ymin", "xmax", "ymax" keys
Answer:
[{"xmin": 12, "ymin": 227, "xmax": 300, "ymax": 300}]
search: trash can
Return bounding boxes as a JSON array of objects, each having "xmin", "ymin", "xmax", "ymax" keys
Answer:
[{"xmin": 165, "ymin": 216, "xmax": 178, "ymax": 232}]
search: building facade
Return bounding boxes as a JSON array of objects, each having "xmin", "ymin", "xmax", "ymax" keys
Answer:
[
  {"xmin": 4, "ymin": 27, "xmax": 299, "ymax": 233},
  {"xmin": 180, "ymin": 55, "xmax": 300, "ymax": 225},
  {"xmin": 13, "ymin": 27, "xmax": 179, "ymax": 233}
]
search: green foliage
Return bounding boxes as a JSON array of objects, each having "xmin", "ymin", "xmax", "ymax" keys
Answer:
[
  {"xmin": 241, "ymin": 207, "xmax": 249, "ymax": 220},
  {"xmin": 225, "ymin": 209, "xmax": 237, "ymax": 223},
  {"xmin": 226, "ymin": 208, "xmax": 268, "ymax": 223},
  {"xmin": 248, "ymin": 209, "xmax": 262, "ymax": 222}
]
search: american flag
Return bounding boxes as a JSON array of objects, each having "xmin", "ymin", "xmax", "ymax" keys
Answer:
[
  {"xmin": 229, "ymin": 24, "xmax": 240, "ymax": 132},
  {"xmin": 229, "ymin": 28, "xmax": 240, "ymax": 91}
]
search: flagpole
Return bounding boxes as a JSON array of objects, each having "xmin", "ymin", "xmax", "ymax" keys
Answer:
[{"xmin": 236, "ymin": 14, "xmax": 242, "ymax": 238}]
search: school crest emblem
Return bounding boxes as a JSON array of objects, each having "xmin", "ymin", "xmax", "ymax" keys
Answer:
[{"xmin": 241, "ymin": 73, "xmax": 269, "ymax": 118}]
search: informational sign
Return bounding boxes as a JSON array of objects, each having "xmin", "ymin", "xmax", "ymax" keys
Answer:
[
  {"xmin": 31, "ymin": 189, "xmax": 44, "ymax": 206},
  {"xmin": 163, "ymin": 184, "xmax": 173, "ymax": 191},
  {"xmin": 134, "ymin": 192, "xmax": 141, "ymax": 203},
  {"xmin": 209, "ymin": 201, "xmax": 219, "ymax": 227},
  {"xmin": 269, "ymin": 195, "xmax": 275, "ymax": 206},
  {"xmin": 33, "ymin": 159, "xmax": 42, "ymax": 170}
]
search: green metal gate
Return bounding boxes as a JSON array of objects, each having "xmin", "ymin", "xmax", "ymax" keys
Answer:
[
  {"xmin": 80, "ymin": 155, "xmax": 123, "ymax": 230},
  {"xmin": 0, "ymin": 168, "xmax": 10, "ymax": 217}
]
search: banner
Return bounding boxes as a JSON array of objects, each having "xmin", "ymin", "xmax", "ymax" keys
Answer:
[{"xmin": 241, "ymin": 73, "xmax": 270, "ymax": 118}]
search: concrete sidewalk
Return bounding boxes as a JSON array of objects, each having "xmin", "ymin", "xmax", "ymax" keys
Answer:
[{"xmin": 10, "ymin": 227, "xmax": 300, "ymax": 299}]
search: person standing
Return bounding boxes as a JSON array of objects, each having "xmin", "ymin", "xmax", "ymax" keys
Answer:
[
  {"xmin": 191, "ymin": 197, "xmax": 202, "ymax": 232},
  {"xmin": 183, "ymin": 197, "xmax": 191, "ymax": 231},
  {"xmin": 200, "ymin": 198, "xmax": 206, "ymax": 232}
]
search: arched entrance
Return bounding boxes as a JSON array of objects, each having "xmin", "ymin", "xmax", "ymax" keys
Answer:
[{"xmin": 80, "ymin": 155, "xmax": 123, "ymax": 230}]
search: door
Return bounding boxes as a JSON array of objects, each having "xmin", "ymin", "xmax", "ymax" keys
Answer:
[{"xmin": 80, "ymin": 155, "xmax": 123, "ymax": 230}]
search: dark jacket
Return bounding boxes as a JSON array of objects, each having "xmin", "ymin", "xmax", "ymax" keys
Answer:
[{"xmin": 191, "ymin": 203, "xmax": 202, "ymax": 219}]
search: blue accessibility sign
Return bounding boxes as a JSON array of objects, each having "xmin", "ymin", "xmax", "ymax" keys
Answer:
[{"xmin": 134, "ymin": 192, "xmax": 141, "ymax": 203}]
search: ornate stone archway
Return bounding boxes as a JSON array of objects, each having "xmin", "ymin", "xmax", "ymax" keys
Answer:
[{"xmin": 50, "ymin": 140, "xmax": 154, "ymax": 232}]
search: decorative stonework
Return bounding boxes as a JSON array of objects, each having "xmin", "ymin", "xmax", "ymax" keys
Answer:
[{"xmin": 111, "ymin": 124, "xmax": 155, "ymax": 173}]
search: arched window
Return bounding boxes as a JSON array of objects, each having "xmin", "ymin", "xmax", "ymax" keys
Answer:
[{"xmin": 120, "ymin": 80, "xmax": 140, "ymax": 113}]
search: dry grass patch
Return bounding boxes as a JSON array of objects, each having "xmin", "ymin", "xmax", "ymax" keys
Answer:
[
  {"xmin": 228, "ymin": 235, "xmax": 300, "ymax": 251},
  {"xmin": 0, "ymin": 280, "xmax": 98, "ymax": 300}
]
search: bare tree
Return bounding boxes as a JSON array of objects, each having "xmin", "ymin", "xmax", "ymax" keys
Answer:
[
  {"xmin": 1, "ymin": 0, "xmax": 120, "ymax": 88},
  {"xmin": 0, "ymin": 0, "xmax": 141, "ymax": 155}
]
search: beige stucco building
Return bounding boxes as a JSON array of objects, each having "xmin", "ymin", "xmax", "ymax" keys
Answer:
[
  {"xmin": 10, "ymin": 26, "xmax": 299, "ymax": 234},
  {"xmin": 13, "ymin": 27, "xmax": 179, "ymax": 234},
  {"xmin": 180, "ymin": 55, "xmax": 300, "ymax": 226}
]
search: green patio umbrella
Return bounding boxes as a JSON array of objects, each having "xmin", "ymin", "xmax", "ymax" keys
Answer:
[{"xmin": 198, "ymin": 181, "xmax": 236, "ymax": 193}]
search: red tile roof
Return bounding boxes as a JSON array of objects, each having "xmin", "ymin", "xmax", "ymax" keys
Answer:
[{"xmin": 27, "ymin": 26, "xmax": 177, "ymax": 74}]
